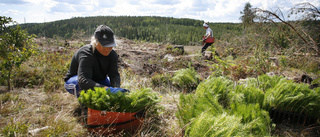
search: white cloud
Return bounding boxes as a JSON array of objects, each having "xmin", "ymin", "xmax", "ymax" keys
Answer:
[
  {"xmin": 150, "ymin": 0, "xmax": 180, "ymax": 5},
  {"xmin": 50, "ymin": 2, "xmax": 77, "ymax": 13},
  {"xmin": 0, "ymin": 0, "xmax": 29, "ymax": 5},
  {"xmin": 96, "ymin": 0, "xmax": 117, "ymax": 8},
  {"xmin": 1, "ymin": 0, "xmax": 319, "ymax": 24},
  {"xmin": 4, "ymin": 9, "xmax": 21, "ymax": 15}
]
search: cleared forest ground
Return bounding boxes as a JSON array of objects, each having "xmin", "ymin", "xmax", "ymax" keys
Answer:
[{"xmin": 0, "ymin": 37, "xmax": 319, "ymax": 136}]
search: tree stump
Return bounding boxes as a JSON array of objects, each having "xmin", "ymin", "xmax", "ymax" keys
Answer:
[
  {"xmin": 173, "ymin": 45, "xmax": 184, "ymax": 55},
  {"xmin": 203, "ymin": 51, "xmax": 212, "ymax": 60}
]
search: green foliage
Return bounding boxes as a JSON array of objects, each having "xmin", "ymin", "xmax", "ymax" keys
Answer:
[
  {"xmin": 176, "ymin": 92, "xmax": 224, "ymax": 127},
  {"xmin": 176, "ymin": 94, "xmax": 195, "ymax": 126},
  {"xmin": 12, "ymin": 67, "xmax": 44, "ymax": 88},
  {"xmin": 239, "ymin": 74, "xmax": 320, "ymax": 117},
  {"xmin": 184, "ymin": 111, "xmax": 270, "ymax": 137},
  {"xmin": 0, "ymin": 93, "xmax": 19, "ymax": 104},
  {"xmin": 229, "ymin": 84, "xmax": 265, "ymax": 106},
  {"xmin": 229, "ymin": 103, "xmax": 271, "ymax": 135},
  {"xmin": 195, "ymin": 77, "xmax": 233, "ymax": 107},
  {"xmin": 285, "ymin": 56, "xmax": 320, "ymax": 73},
  {"xmin": 42, "ymin": 118, "xmax": 82, "ymax": 136},
  {"xmin": 263, "ymin": 80, "xmax": 320, "ymax": 117},
  {"xmin": 20, "ymin": 16, "xmax": 243, "ymax": 45},
  {"xmin": 240, "ymin": 2, "xmax": 256, "ymax": 26},
  {"xmin": 161, "ymin": 56, "xmax": 193, "ymax": 71},
  {"xmin": 278, "ymin": 55, "xmax": 288, "ymax": 68},
  {"xmin": 1, "ymin": 119, "xmax": 29, "ymax": 137},
  {"xmin": 128, "ymin": 88, "xmax": 160, "ymax": 110},
  {"xmin": 251, "ymin": 44, "xmax": 272, "ymax": 75},
  {"xmin": 38, "ymin": 51, "xmax": 71, "ymax": 92},
  {"xmin": 151, "ymin": 73, "xmax": 172, "ymax": 87},
  {"xmin": 185, "ymin": 113, "xmax": 243, "ymax": 137},
  {"xmin": 0, "ymin": 16, "xmax": 36, "ymax": 91},
  {"xmin": 179, "ymin": 84, "xmax": 250, "ymax": 136},
  {"xmin": 177, "ymin": 77, "xmax": 232, "ymax": 126},
  {"xmin": 229, "ymin": 63, "xmax": 251, "ymax": 81},
  {"xmin": 78, "ymin": 87, "xmax": 160, "ymax": 112},
  {"xmin": 289, "ymin": 3, "xmax": 320, "ymax": 55},
  {"xmin": 172, "ymin": 67, "xmax": 199, "ymax": 92},
  {"xmin": 271, "ymin": 31, "xmax": 289, "ymax": 48},
  {"xmin": 165, "ymin": 45, "xmax": 184, "ymax": 55},
  {"xmin": 246, "ymin": 74, "xmax": 289, "ymax": 92},
  {"xmin": 178, "ymin": 74, "xmax": 320, "ymax": 136},
  {"xmin": 230, "ymin": 103, "xmax": 268, "ymax": 123},
  {"xmin": 0, "ymin": 93, "xmax": 22, "ymax": 115},
  {"xmin": 0, "ymin": 38, "xmax": 71, "ymax": 91},
  {"xmin": 210, "ymin": 56, "xmax": 236, "ymax": 78},
  {"xmin": 0, "ymin": 93, "xmax": 13, "ymax": 103}
]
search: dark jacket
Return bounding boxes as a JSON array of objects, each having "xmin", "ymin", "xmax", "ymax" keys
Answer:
[{"xmin": 64, "ymin": 44, "xmax": 120, "ymax": 90}]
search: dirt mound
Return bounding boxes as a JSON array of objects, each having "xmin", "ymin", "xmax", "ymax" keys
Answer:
[
  {"xmin": 115, "ymin": 38, "xmax": 211, "ymax": 78},
  {"xmin": 115, "ymin": 38, "xmax": 166, "ymax": 75}
]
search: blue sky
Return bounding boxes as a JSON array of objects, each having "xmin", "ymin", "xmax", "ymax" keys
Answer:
[{"xmin": 0, "ymin": 0, "xmax": 319, "ymax": 24}]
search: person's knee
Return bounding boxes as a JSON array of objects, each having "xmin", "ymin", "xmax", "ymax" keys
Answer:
[{"xmin": 65, "ymin": 75, "xmax": 80, "ymax": 97}]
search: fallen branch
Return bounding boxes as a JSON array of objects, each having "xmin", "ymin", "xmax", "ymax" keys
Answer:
[{"xmin": 28, "ymin": 126, "xmax": 51, "ymax": 136}]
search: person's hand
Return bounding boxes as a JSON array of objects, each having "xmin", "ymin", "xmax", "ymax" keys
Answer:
[{"xmin": 106, "ymin": 87, "xmax": 130, "ymax": 93}]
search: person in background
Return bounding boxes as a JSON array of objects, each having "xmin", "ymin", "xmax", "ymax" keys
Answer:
[
  {"xmin": 201, "ymin": 22, "xmax": 215, "ymax": 54},
  {"xmin": 64, "ymin": 25, "xmax": 127, "ymax": 98}
]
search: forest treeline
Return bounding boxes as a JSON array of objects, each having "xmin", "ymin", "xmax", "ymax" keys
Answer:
[{"xmin": 20, "ymin": 16, "xmax": 243, "ymax": 45}]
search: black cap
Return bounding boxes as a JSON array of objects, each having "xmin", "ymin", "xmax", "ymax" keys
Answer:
[{"xmin": 94, "ymin": 25, "xmax": 117, "ymax": 47}]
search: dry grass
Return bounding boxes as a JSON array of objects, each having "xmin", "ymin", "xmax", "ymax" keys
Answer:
[{"xmin": 0, "ymin": 88, "xmax": 86, "ymax": 136}]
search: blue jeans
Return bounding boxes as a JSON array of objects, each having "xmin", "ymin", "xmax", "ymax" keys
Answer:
[{"xmin": 64, "ymin": 75, "xmax": 110, "ymax": 97}]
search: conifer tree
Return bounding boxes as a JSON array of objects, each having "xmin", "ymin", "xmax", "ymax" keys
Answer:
[{"xmin": 240, "ymin": 2, "xmax": 256, "ymax": 44}]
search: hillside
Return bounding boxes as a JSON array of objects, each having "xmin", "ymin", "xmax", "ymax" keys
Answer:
[{"xmin": 19, "ymin": 16, "xmax": 243, "ymax": 45}]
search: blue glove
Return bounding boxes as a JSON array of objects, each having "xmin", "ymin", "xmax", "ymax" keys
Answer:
[{"xmin": 107, "ymin": 87, "xmax": 130, "ymax": 93}]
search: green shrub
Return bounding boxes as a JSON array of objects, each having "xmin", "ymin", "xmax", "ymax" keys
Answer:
[
  {"xmin": 12, "ymin": 67, "xmax": 44, "ymax": 88},
  {"xmin": 195, "ymin": 77, "xmax": 233, "ymax": 107},
  {"xmin": 239, "ymin": 74, "xmax": 320, "ymax": 117},
  {"xmin": 0, "ymin": 93, "xmax": 21, "ymax": 115},
  {"xmin": 229, "ymin": 103, "xmax": 271, "ymax": 135},
  {"xmin": 176, "ymin": 93, "xmax": 224, "ymax": 127},
  {"xmin": 177, "ymin": 75, "xmax": 274, "ymax": 136},
  {"xmin": 151, "ymin": 73, "xmax": 172, "ymax": 87},
  {"xmin": 165, "ymin": 45, "xmax": 184, "ymax": 55},
  {"xmin": 285, "ymin": 56, "xmax": 320, "ymax": 73},
  {"xmin": 184, "ymin": 113, "xmax": 243, "ymax": 137},
  {"xmin": 0, "ymin": 16, "xmax": 36, "ymax": 91},
  {"xmin": 42, "ymin": 117, "xmax": 83, "ymax": 137},
  {"xmin": 177, "ymin": 77, "xmax": 233, "ymax": 127},
  {"xmin": 172, "ymin": 68, "xmax": 199, "ymax": 92},
  {"xmin": 263, "ymin": 81, "xmax": 320, "ymax": 117},
  {"xmin": 246, "ymin": 74, "xmax": 289, "ymax": 92},
  {"xmin": 1, "ymin": 119, "xmax": 29, "ymax": 137},
  {"xmin": 228, "ymin": 84, "xmax": 265, "ymax": 106},
  {"xmin": 41, "ymin": 52, "xmax": 70, "ymax": 92},
  {"xmin": 0, "ymin": 93, "xmax": 13, "ymax": 103},
  {"xmin": 184, "ymin": 112, "xmax": 271, "ymax": 137}
]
